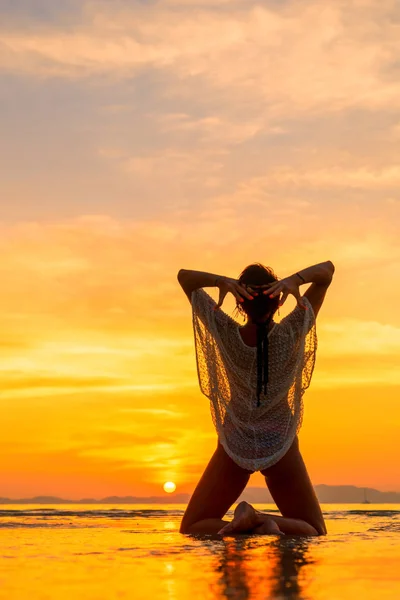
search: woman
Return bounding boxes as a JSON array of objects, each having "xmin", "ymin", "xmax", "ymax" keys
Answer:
[{"xmin": 177, "ymin": 260, "xmax": 334, "ymax": 536}]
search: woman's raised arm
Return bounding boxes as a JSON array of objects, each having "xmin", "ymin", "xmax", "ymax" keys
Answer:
[
  {"xmin": 293, "ymin": 261, "xmax": 335, "ymax": 287},
  {"xmin": 299, "ymin": 260, "xmax": 335, "ymax": 317},
  {"xmin": 264, "ymin": 261, "xmax": 335, "ymax": 318},
  {"xmin": 177, "ymin": 269, "xmax": 253, "ymax": 304}
]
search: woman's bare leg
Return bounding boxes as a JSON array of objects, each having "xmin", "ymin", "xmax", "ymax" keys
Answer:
[
  {"xmin": 254, "ymin": 511, "xmax": 319, "ymax": 535},
  {"xmin": 180, "ymin": 437, "xmax": 325, "ymax": 536},
  {"xmin": 180, "ymin": 442, "xmax": 253, "ymax": 535},
  {"xmin": 260, "ymin": 437, "xmax": 327, "ymax": 535}
]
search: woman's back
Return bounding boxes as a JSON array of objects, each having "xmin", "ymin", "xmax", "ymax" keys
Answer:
[{"xmin": 191, "ymin": 288, "xmax": 317, "ymax": 471}]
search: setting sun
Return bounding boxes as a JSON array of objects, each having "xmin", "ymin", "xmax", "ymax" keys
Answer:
[{"xmin": 163, "ymin": 481, "xmax": 177, "ymax": 493}]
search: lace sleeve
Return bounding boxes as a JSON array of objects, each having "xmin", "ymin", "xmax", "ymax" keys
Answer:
[
  {"xmin": 279, "ymin": 298, "xmax": 315, "ymax": 337},
  {"xmin": 191, "ymin": 288, "xmax": 235, "ymax": 400},
  {"xmin": 277, "ymin": 297, "xmax": 317, "ymax": 390},
  {"xmin": 191, "ymin": 288, "xmax": 235, "ymax": 330}
]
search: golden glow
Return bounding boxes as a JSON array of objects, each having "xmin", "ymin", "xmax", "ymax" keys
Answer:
[
  {"xmin": 163, "ymin": 482, "xmax": 177, "ymax": 494},
  {"xmin": 0, "ymin": 217, "xmax": 398, "ymax": 498},
  {"xmin": 0, "ymin": 0, "xmax": 399, "ymax": 499}
]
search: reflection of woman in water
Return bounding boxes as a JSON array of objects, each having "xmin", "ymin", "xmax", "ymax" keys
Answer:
[
  {"xmin": 216, "ymin": 536, "xmax": 314, "ymax": 599},
  {"xmin": 178, "ymin": 261, "xmax": 334, "ymax": 536}
]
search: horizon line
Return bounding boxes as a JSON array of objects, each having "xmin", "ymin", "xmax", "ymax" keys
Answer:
[{"xmin": 1, "ymin": 483, "xmax": 400, "ymax": 503}]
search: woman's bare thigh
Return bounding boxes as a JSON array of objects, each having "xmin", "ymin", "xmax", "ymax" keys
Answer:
[
  {"xmin": 180, "ymin": 442, "xmax": 252, "ymax": 533},
  {"xmin": 261, "ymin": 437, "xmax": 327, "ymax": 535}
]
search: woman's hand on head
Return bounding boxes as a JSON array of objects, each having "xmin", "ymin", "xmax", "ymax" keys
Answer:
[
  {"xmin": 214, "ymin": 277, "xmax": 255, "ymax": 310},
  {"xmin": 261, "ymin": 276, "xmax": 306, "ymax": 309}
]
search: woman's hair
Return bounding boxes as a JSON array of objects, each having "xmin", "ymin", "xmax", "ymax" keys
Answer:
[
  {"xmin": 235, "ymin": 262, "xmax": 280, "ymax": 323},
  {"xmin": 235, "ymin": 263, "xmax": 280, "ymax": 406}
]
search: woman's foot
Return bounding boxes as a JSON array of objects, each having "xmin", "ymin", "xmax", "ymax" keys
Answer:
[
  {"xmin": 218, "ymin": 501, "xmax": 264, "ymax": 535},
  {"xmin": 253, "ymin": 518, "xmax": 284, "ymax": 536}
]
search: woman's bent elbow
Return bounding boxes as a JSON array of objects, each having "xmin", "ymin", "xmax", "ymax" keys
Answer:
[{"xmin": 177, "ymin": 269, "xmax": 187, "ymax": 283}]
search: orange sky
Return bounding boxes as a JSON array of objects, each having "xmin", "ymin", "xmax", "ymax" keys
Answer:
[{"xmin": 0, "ymin": 0, "xmax": 399, "ymax": 498}]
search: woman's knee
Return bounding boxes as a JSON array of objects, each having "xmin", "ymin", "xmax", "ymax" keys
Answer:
[
  {"xmin": 179, "ymin": 519, "xmax": 190, "ymax": 534},
  {"xmin": 180, "ymin": 511, "xmax": 197, "ymax": 534},
  {"xmin": 315, "ymin": 519, "xmax": 327, "ymax": 536},
  {"xmin": 308, "ymin": 521, "xmax": 327, "ymax": 536}
]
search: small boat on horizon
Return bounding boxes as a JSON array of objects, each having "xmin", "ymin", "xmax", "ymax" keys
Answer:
[{"xmin": 363, "ymin": 488, "xmax": 371, "ymax": 504}]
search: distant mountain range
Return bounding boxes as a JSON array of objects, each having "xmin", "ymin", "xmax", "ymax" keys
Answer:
[
  {"xmin": 0, "ymin": 493, "xmax": 190, "ymax": 505},
  {"xmin": 0, "ymin": 485, "xmax": 399, "ymax": 504},
  {"xmin": 239, "ymin": 485, "xmax": 400, "ymax": 504}
]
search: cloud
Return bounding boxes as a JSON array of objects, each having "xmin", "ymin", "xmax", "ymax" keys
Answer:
[
  {"xmin": 320, "ymin": 319, "xmax": 400, "ymax": 356},
  {"xmin": 2, "ymin": 2, "xmax": 400, "ymax": 226},
  {"xmin": 1, "ymin": 373, "xmax": 123, "ymax": 391},
  {"xmin": 119, "ymin": 407, "xmax": 186, "ymax": 418},
  {"xmin": 313, "ymin": 359, "xmax": 400, "ymax": 388},
  {"xmin": 240, "ymin": 166, "xmax": 400, "ymax": 191},
  {"xmin": 1, "ymin": 0, "xmax": 400, "ymax": 119},
  {"xmin": 155, "ymin": 112, "xmax": 265, "ymax": 146}
]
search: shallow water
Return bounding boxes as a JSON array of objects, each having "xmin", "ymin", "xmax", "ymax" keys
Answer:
[{"xmin": 0, "ymin": 504, "xmax": 399, "ymax": 599}]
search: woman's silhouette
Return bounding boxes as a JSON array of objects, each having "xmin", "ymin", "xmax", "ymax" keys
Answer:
[{"xmin": 178, "ymin": 261, "xmax": 334, "ymax": 536}]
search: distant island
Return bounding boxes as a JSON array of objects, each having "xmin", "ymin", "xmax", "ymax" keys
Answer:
[{"xmin": 0, "ymin": 485, "xmax": 399, "ymax": 504}]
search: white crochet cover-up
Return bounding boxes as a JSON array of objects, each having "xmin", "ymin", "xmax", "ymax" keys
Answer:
[{"xmin": 191, "ymin": 288, "xmax": 317, "ymax": 472}]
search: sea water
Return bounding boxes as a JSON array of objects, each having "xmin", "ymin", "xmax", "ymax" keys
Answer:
[{"xmin": 0, "ymin": 504, "xmax": 399, "ymax": 599}]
